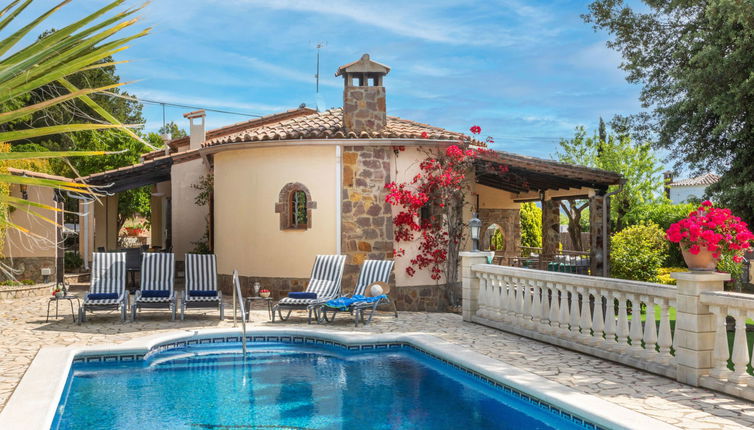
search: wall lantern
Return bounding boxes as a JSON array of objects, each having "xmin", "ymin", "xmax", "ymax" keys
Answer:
[
  {"xmin": 469, "ymin": 212, "xmax": 482, "ymax": 252},
  {"xmin": 20, "ymin": 184, "xmax": 28, "ymax": 200}
]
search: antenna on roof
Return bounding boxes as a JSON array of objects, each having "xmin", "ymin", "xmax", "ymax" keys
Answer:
[{"xmin": 314, "ymin": 41, "xmax": 327, "ymax": 112}]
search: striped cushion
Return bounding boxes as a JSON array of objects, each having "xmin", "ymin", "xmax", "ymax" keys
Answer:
[
  {"xmin": 277, "ymin": 255, "xmax": 345, "ymax": 308},
  {"xmin": 86, "ymin": 252, "xmax": 126, "ymax": 304},
  {"xmin": 310, "ymin": 255, "xmax": 346, "ymax": 286},
  {"xmin": 140, "ymin": 253, "xmax": 174, "ymax": 292},
  {"xmin": 353, "ymin": 260, "xmax": 394, "ymax": 296},
  {"xmin": 185, "ymin": 253, "xmax": 218, "ymax": 294}
]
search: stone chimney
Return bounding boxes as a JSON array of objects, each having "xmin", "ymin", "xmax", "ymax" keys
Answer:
[
  {"xmin": 183, "ymin": 109, "xmax": 206, "ymax": 151},
  {"xmin": 336, "ymin": 54, "xmax": 390, "ymax": 134}
]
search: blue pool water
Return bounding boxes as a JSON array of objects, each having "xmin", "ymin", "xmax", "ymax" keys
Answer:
[{"xmin": 53, "ymin": 343, "xmax": 592, "ymax": 430}]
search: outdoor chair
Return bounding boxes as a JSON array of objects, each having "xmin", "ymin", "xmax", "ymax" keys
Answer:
[
  {"xmin": 181, "ymin": 253, "xmax": 224, "ymax": 320},
  {"xmin": 272, "ymin": 254, "xmax": 346, "ymax": 323},
  {"xmin": 318, "ymin": 259, "xmax": 396, "ymax": 326},
  {"xmin": 131, "ymin": 252, "xmax": 176, "ymax": 320},
  {"xmin": 79, "ymin": 252, "xmax": 127, "ymax": 323}
]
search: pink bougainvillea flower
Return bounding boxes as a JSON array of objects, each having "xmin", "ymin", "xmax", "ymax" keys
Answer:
[
  {"xmin": 689, "ymin": 244, "xmax": 701, "ymax": 255},
  {"xmin": 469, "ymin": 125, "xmax": 482, "ymax": 134},
  {"xmin": 733, "ymin": 255, "xmax": 744, "ymax": 263},
  {"xmin": 421, "ymin": 131, "xmax": 429, "ymax": 139},
  {"xmin": 701, "ymin": 200, "xmax": 713, "ymax": 207}
]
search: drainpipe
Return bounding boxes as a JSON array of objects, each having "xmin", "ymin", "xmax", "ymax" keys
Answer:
[
  {"xmin": 335, "ymin": 145, "xmax": 342, "ymax": 255},
  {"xmin": 602, "ymin": 180, "xmax": 625, "ymax": 277}
]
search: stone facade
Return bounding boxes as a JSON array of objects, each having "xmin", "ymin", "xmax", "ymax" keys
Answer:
[
  {"xmin": 343, "ymin": 87, "xmax": 387, "ymax": 133},
  {"xmin": 478, "ymin": 208, "xmax": 520, "ymax": 260},
  {"xmin": 541, "ymin": 199, "xmax": 560, "ymax": 261},
  {"xmin": 341, "ymin": 146, "xmax": 394, "ymax": 293},
  {"xmin": 0, "ymin": 257, "xmax": 55, "ymax": 283},
  {"xmin": 218, "ymin": 274, "xmax": 309, "ymax": 299},
  {"xmin": 392, "ymin": 284, "xmax": 450, "ymax": 312}
]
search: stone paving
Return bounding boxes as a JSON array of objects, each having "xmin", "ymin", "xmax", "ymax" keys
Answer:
[{"xmin": 1, "ymin": 289, "xmax": 754, "ymax": 430}]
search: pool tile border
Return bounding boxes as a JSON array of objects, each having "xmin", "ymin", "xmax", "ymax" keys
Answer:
[
  {"xmin": 75, "ymin": 334, "xmax": 605, "ymax": 430},
  {"xmin": 1, "ymin": 329, "xmax": 680, "ymax": 430}
]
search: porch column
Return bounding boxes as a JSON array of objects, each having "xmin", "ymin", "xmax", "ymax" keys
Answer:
[
  {"xmin": 541, "ymin": 198, "xmax": 560, "ymax": 264},
  {"xmin": 589, "ymin": 191, "xmax": 607, "ymax": 276},
  {"xmin": 93, "ymin": 195, "xmax": 118, "ymax": 252}
]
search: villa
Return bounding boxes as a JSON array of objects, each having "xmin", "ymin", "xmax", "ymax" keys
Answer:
[{"xmin": 76, "ymin": 54, "xmax": 621, "ymax": 311}]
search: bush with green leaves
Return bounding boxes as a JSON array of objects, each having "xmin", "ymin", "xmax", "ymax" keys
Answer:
[
  {"xmin": 64, "ymin": 251, "xmax": 83, "ymax": 272},
  {"xmin": 623, "ymin": 201, "xmax": 696, "ymax": 267},
  {"xmin": 520, "ymin": 202, "xmax": 542, "ymax": 254},
  {"xmin": 610, "ymin": 222, "xmax": 668, "ymax": 282}
]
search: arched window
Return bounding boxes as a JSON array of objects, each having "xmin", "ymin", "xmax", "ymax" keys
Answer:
[{"xmin": 276, "ymin": 183, "xmax": 316, "ymax": 230}]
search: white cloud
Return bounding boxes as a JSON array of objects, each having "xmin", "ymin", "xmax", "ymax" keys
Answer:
[
  {"xmin": 233, "ymin": 55, "xmax": 341, "ymax": 88},
  {"xmin": 130, "ymin": 88, "xmax": 286, "ymax": 113}
]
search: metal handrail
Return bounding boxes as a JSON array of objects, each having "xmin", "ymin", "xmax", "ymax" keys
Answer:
[{"xmin": 232, "ymin": 270, "xmax": 247, "ymax": 354}]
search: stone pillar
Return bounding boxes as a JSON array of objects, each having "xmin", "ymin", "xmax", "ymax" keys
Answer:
[
  {"xmin": 541, "ymin": 199, "xmax": 560, "ymax": 265},
  {"xmin": 460, "ymin": 251, "xmax": 488, "ymax": 321},
  {"xmin": 672, "ymin": 271, "xmax": 730, "ymax": 386},
  {"xmin": 589, "ymin": 192, "xmax": 606, "ymax": 276}
]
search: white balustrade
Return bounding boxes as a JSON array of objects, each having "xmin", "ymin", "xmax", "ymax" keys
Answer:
[{"xmin": 466, "ymin": 264, "xmax": 679, "ymax": 371}]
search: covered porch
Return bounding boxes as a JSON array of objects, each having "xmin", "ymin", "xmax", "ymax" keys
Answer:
[{"xmin": 472, "ymin": 151, "xmax": 622, "ymax": 277}]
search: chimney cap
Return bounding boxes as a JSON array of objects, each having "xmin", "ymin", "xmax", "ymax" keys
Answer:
[
  {"xmin": 335, "ymin": 53, "xmax": 390, "ymax": 77},
  {"xmin": 183, "ymin": 109, "xmax": 206, "ymax": 119}
]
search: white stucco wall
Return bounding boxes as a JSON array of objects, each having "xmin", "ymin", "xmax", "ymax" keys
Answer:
[
  {"xmin": 170, "ymin": 158, "xmax": 209, "ymax": 260},
  {"xmin": 669, "ymin": 185, "xmax": 707, "ymax": 204}
]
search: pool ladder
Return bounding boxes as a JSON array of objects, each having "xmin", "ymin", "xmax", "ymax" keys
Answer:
[{"xmin": 232, "ymin": 270, "xmax": 247, "ymax": 354}]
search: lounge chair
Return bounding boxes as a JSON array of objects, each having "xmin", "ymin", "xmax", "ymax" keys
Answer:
[
  {"xmin": 180, "ymin": 253, "xmax": 224, "ymax": 320},
  {"xmin": 79, "ymin": 252, "xmax": 127, "ymax": 323},
  {"xmin": 272, "ymin": 254, "xmax": 346, "ymax": 323},
  {"xmin": 131, "ymin": 252, "xmax": 176, "ymax": 320},
  {"xmin": 319, "ymin": 259, "xmax": 396, "ymax": 326}
]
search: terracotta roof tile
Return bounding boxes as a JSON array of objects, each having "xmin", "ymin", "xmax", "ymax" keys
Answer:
[
  {"xmin": 670, "ymin": 173, "xmax": 719, "ymax": 187},
  {"xmin": 203, "ymin": 108, "xmax": 470, "ymax": 147}
]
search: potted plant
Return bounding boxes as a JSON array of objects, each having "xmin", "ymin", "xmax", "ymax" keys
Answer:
[{"xmin": 665, "ymin": 200, "xmax": 753, "ymax": 271}]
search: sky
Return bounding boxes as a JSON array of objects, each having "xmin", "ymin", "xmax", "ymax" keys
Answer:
[{"xmin": 17, "ymin": 0, "xmax": 647, "ymax": 160}]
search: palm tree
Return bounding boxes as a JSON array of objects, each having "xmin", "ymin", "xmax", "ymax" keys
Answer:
[{"xmin": 0, "ymin": 0, "xmax": 151, "ymax": 233}]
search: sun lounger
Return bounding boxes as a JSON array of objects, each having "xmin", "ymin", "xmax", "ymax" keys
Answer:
[
  {"xmin": 180, "ymin": 253, "xmax": 224, "ymax": 320},
  {"xmin": 319, "ymin": 259, "xmax": 395, "ymax": 326},
  {"xmin": 79, "ymin": 252, "xmax": 127, "ymax": 323},
  {"xmin": 131, "ymin": 252, "xmax": 176, "ymax": 320},
  {"xmin": 272, "ymin": 254, "xmax": 346, "ymax": 323}
]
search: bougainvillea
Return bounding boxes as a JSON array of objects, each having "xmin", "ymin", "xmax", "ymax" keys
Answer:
[
  {"xmin": 385, "ymin": 126, "xmax": 516, "ymax": 300},
  {"xmin": 666, "ymin": 200, "xmax": 753, "ymax": 279}
]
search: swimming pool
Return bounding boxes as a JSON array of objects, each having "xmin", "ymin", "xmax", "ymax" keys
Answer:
[
  {"xmin": 53, "ymin": 343, "xmax": 587, "ymax": 430},
  {"xmin": 0, "ymin": 329, "xmax": 679, "ymax": 430}
]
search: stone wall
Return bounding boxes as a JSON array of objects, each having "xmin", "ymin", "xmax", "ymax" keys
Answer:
[
  {"xmin": 541, "ymin": 199, "xmax": 560, "ymax": 261},
  {"xmin": 589, "ymin": 193, "xmax": 607, "ymax": 276},
  {"xmin": 218, "ymin": 274, "xmax": 309, "ymax": 299},
  {"xmin": 392, "ymin": 285, "xmax": 450, "ymax": 312},
  {"xmin": 343, "ymin": 87, "xmax": 386, "ymax": 133},
  {"xmin": 0, "ymin": 257, "xmax": 55, "ymax": 283},
  {"xmin": 341, "ymin": 146, "xmax": 394, "ymax": 293},
  {"xmin": 478, "ymin": 208, "xmax": 520, "ymax": 260}
]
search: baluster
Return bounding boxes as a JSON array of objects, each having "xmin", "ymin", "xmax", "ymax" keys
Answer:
[
  {"xmin": 603, "ymin": 290, "xmax": 617, "ymax": 347},
  {"xmin": 516, "ymin": 277, "xmax": 526, "ymax": 323},
  {"xmin": 728, "ymin": 309, "xmax": 752, "ymax": 384},
  {"xmin": 569, "ymin": 285, "xmax": 580, "ymax": 338},
  {"xmin": 529, "ymin": 280, "xmax": 541, "ymax": 330},
  {"xmin": 641, "ymin": 295, "xmax": 658, "ymax": 359},
  {"xmin": 656, "ymin": 299, "xmax": 673, "ymax": 364},
  {"xmin": 708, "ymin": 305, "xmax": 731, "ymax": 380},
  {"xmin": 579, "ymin": 287, "xmax": 593, "ymax": 343},
  {"xmin": 540, "ymin": 281, "xmax": 551, "ymax": 330},
  {"xmin": 558, "ymin": 283, "xmax": 570, "ymax": 335},
  {"xmin": 501, "ymin": 275, "xmax": 512, "ymax": 321},
  {"xmin": 549, "ymin": 283, "xmax": 560, "ymax": 332},
  {"xmin": 476, "ymin": 273, "xmax": 487, "ymax": 319},
  {"xmin": 628, "ymin": 294, "xmax": 645, "ymax": 354},
  {"xmin": 670, "ymin": 300, "xmax": 678, "ymax": 353},
  {"xmin": 591, "ymin": 288, "xmax": 605, "ymax": 345},
  {"xmin": 487, "ymin": 275, "xmax": 498, "ymax": 321},
  {"xmin": 616, "ymin": 292, "xmax": 630, "ymax": 350}
]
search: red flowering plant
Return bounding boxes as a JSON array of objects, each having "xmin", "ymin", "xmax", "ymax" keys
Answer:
[
  {"xmin": 384, "ymin": 126, "xmax": 516, "ymax": 306},
  {"xmin": 665, "ymin": 200, "xmax": 753, "ymax": 278}
]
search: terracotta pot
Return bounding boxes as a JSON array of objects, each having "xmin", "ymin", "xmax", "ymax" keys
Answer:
[{"xmin": 681, "ymin": 245, "xmax": 719, "ymax": 271}]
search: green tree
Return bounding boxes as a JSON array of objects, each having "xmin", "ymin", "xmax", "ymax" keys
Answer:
[
  {"xmin": 520, "ymin": 202, "xmax": 542, "ymax": 254},
  {"xmin": 556, "ymin": 125, "xmax": 663, "ymax": 231},
  {"xmin": 584, "ymin": 0, "xmax": 754, "ymax": 224}
]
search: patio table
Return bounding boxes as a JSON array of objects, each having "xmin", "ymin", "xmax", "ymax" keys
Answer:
[
  {"xmin": 245, "ymin": 296, "xmax": 274, "ymax": 321},
  {"xmin": 46, "ymin": 294, "xmax": 80, "ymax": 323}
]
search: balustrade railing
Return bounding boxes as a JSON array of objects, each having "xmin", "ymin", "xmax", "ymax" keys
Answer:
[
  {"xmin": 474, "ymin": 264, "xmax": 677, "ymax": 370},
  {"xmin": 462, "ymin": 253, "xmax": 754, "ymax": 402}
]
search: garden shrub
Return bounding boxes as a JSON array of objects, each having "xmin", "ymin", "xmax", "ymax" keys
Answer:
[
  {"xmin": 624, "ymin": 202, "xmax": 696, "ymax": 267},
  {"xmin": 656, "ymin": 267, "xmax": 686, "ymax": 285},
  {"xmin": 610, "ymin": 222, "xmax": 668, "ymax": 282},
  {"xmin": 490, "ymin": 229, "xmax": 505, "ymax": 251},
  {"xmin": 64, "ymin": 251, "xmax": 83, "ymax": 272},
  {"xmin": 520, "ymin": 202, "xmax": 542, "ymax": 255}
]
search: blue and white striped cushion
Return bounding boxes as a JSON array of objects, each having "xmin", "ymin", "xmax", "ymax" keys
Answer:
[
  {"xmin": 86, "ymin": 252, "xmax": 126, "ymax": 304},
  {"xmin": 311, "ymin": 255, "xmax": 346, "ymax": 287},
  {"xmin": 278, "ymin": 279, "xmax": 336, "ymax": 305},
  {"xmin": 353, "ymin": 260, "xmax": 394, "ymax": 296},
  {"xmin": 185, "ymin": 254, "xmax": 219, "ymax": 301},
  {"xmin": 137, "ymin": 253, "xmax": 175, "ymax": 303}
]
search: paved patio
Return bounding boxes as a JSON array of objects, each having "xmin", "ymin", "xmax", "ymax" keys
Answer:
[{"xmin": 1, "ymin": 288, "xmax": 754, "ymax": 430}]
